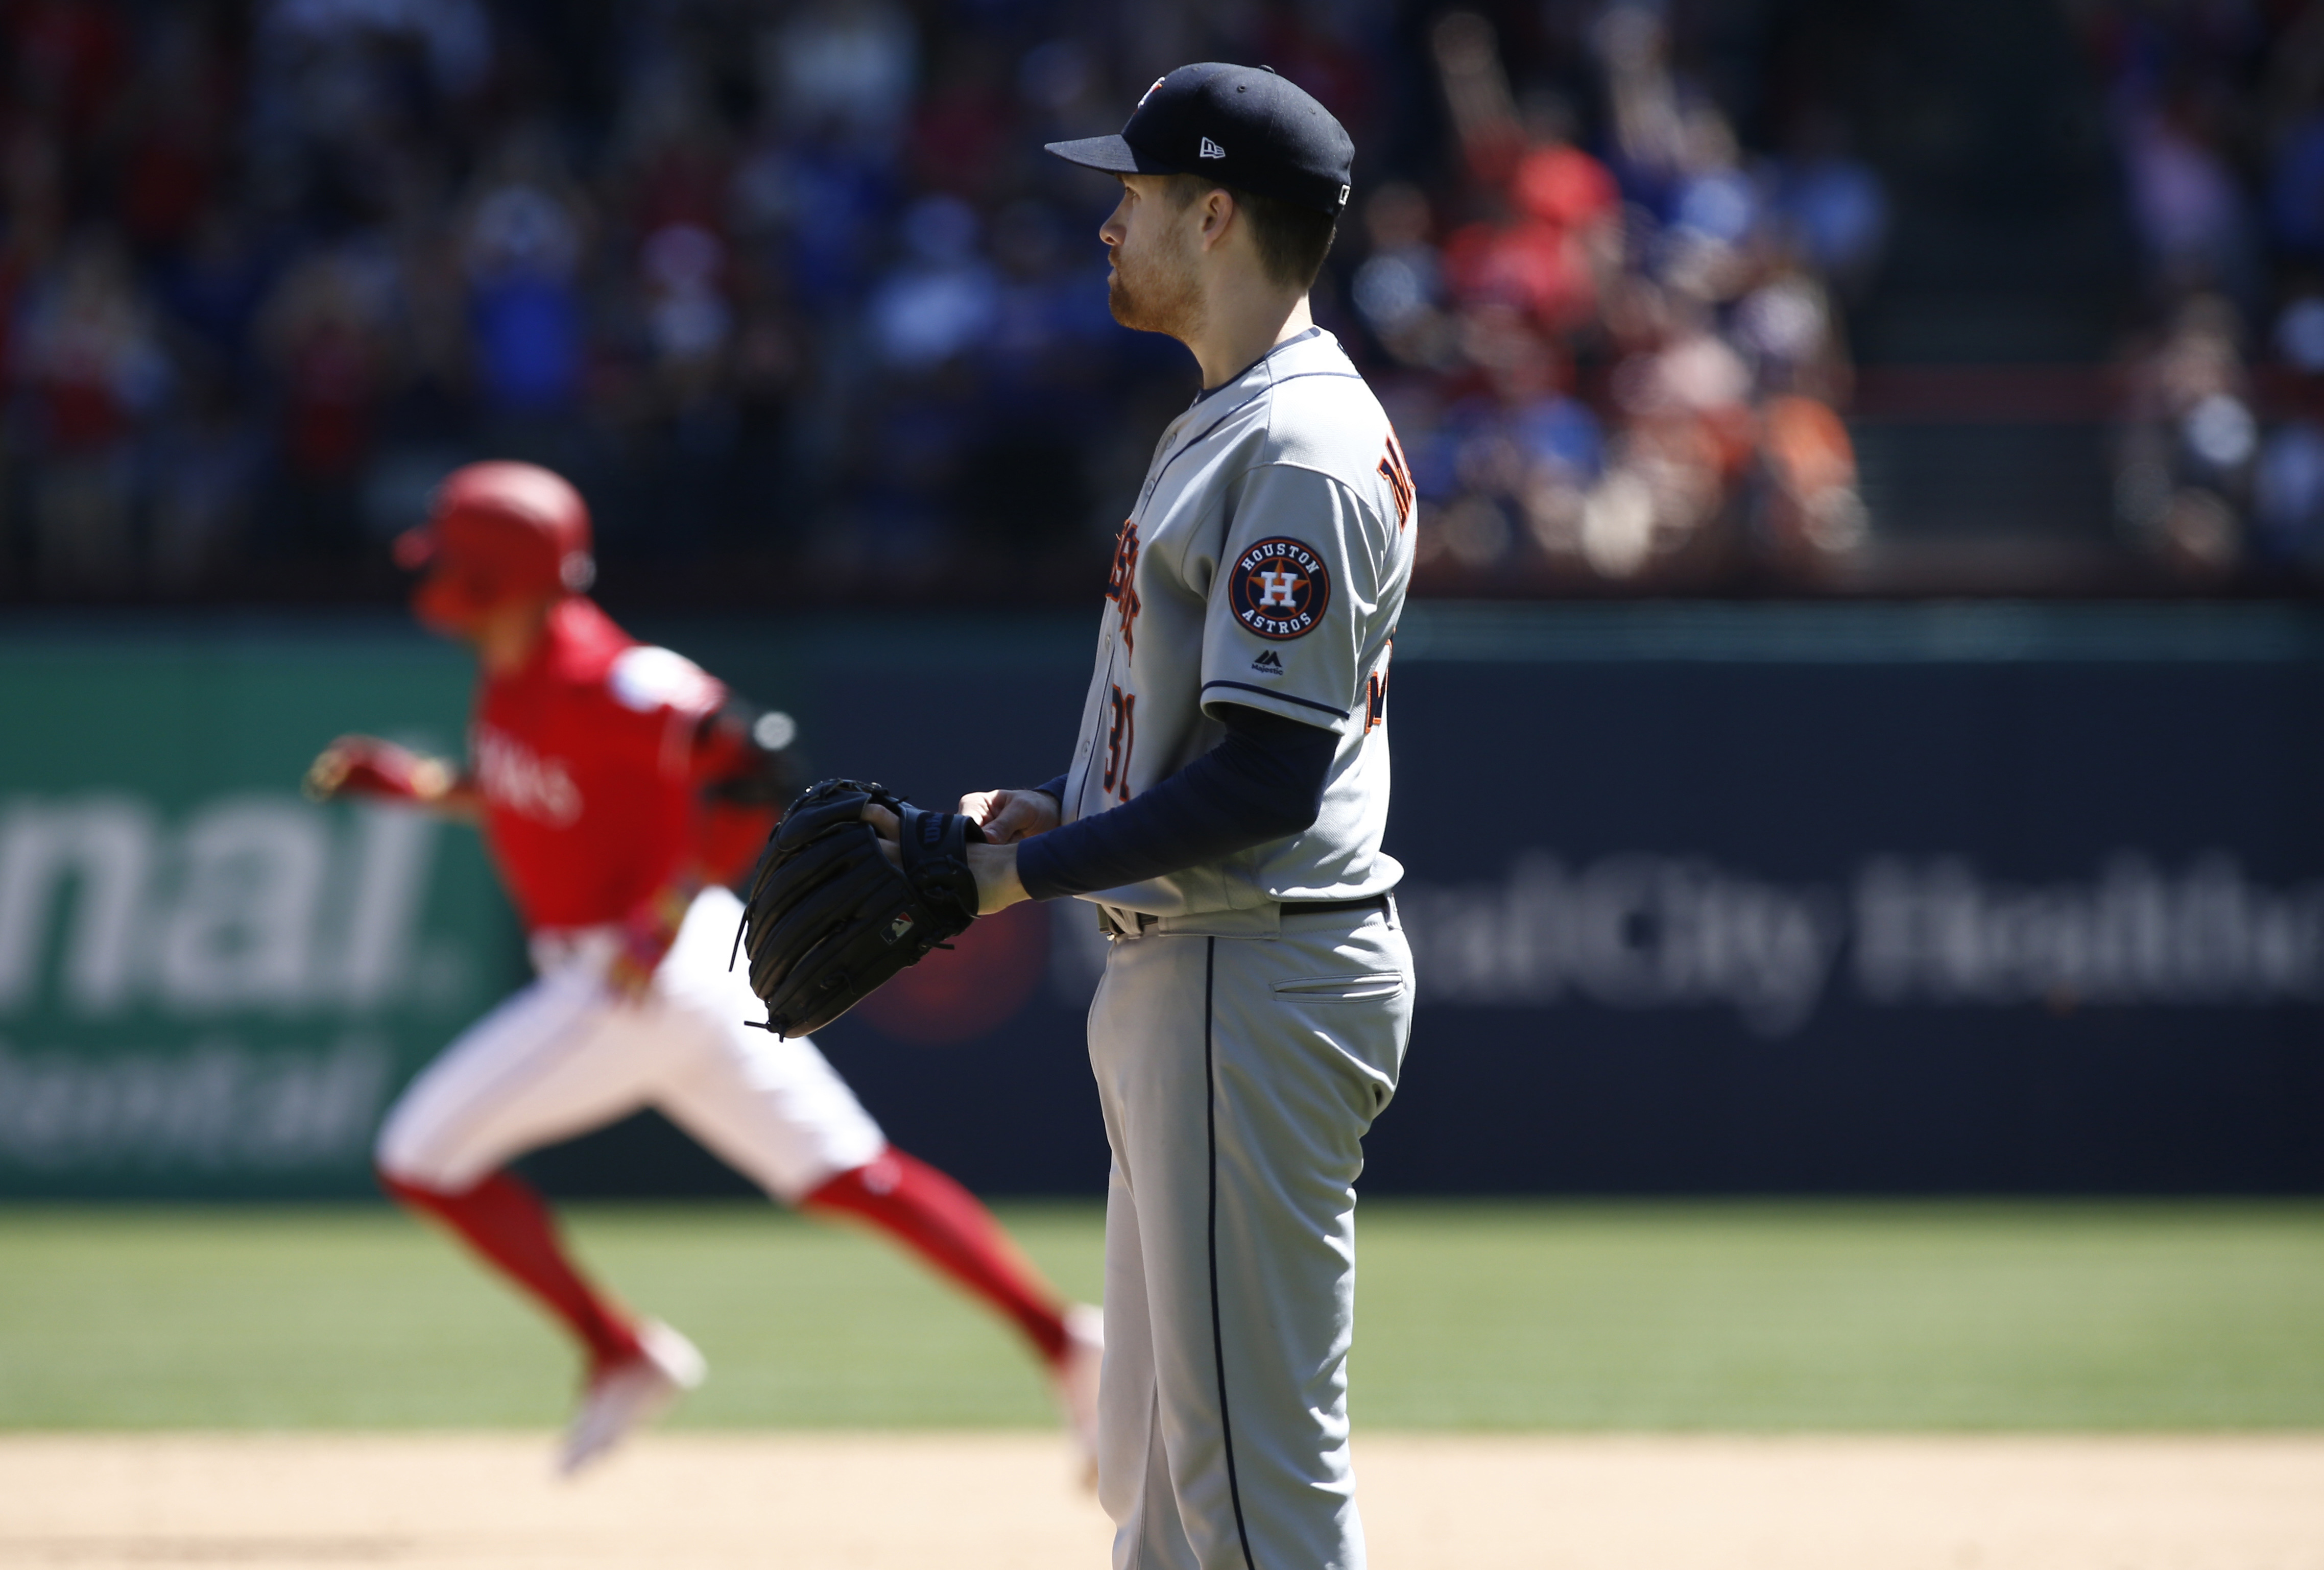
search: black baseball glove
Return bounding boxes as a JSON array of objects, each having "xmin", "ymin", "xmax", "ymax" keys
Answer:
[{"xmin": 735, "ymin": 778, "xmax": 984, "ymax": 1038}]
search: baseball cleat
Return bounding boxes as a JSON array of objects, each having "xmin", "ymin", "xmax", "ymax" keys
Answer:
[
  {"xmin": 556, "ymin": 1319, "xmax": 707, "ymax": 1477},
  {"xmin": 1053, "ymin": 1303, "xmax": 1104, "ymax": 1487}
]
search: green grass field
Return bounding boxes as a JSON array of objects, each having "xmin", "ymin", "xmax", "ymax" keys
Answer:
[{"xmin": 2, "ymin": 1201, "xmax": 2320, "ymax": 1431}]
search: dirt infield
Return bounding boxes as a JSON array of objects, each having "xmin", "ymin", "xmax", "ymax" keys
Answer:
[{"xmin": 1, "ymin": 1432, "xmax": 2320, "ymax": 1568}]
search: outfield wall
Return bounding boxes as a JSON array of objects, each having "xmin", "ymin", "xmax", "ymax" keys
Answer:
[{"xmin": 3, "ymin": 603, "xmax": 2320, "ymax": 1198}]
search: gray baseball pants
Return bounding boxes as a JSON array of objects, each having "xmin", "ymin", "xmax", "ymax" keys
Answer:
[{"xmin": 1088, "ymin": 899, "xmax": 1413, "ymax": 1570}]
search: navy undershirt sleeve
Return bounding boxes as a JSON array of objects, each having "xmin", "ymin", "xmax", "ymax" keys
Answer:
[{"xmin": 1016, "ymin": 706, "xmax": 1336, "ymax": 901}]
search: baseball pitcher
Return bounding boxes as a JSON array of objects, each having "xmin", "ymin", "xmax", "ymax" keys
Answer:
[{"xmin": 918, "ymin": 64, "xmax": 1413, "ymax": 1570}]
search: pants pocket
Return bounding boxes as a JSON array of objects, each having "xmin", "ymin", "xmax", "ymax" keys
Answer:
[{"xmin": 1270, "ymin": 972, "xmax": 1406, "ymax": 1003}]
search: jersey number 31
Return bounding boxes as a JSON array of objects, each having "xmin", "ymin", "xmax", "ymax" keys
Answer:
[{"xmin": 1102, "ymin": 685, "xmax": 1137, "ymax": 803}]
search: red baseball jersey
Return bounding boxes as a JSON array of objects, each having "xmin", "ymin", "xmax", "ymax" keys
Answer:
[{"xmin": 471, "ymin": 597, "xmax": 727, "ymax": 931}]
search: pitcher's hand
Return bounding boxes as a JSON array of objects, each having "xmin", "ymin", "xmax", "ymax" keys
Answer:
[{"xmin": 961, "ymin": 788, "xmax": 1061, "ymax": 844}]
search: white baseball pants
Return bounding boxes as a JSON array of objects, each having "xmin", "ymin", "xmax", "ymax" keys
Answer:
[
  {"xmin": 1089, "ymin": 901, "xmax": 1413, "ymax": 1570},
  {"xmin": 375, "ymin": 886, "xmax": 887, "ymax": 1202}
]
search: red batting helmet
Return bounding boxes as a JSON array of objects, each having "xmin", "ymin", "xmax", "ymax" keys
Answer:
[{"xmin": 394, "ymin": 462, "xmax": 595, "ymax": 627}]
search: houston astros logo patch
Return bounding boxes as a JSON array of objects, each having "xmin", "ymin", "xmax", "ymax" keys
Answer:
[{"xmin": 1230, "ymin": 538, "xmax": 1332, "ymax": 640}]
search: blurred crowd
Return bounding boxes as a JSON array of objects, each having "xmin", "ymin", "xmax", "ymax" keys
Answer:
[
  {"xmin": 0, "ymin": 0, "xmax": 1866, "ymax": 605},
  {"xmin": 3, "ymin": 0, "xmax": 2321, "ymax": 605},
  {"xmin": 0, "ymin": 0, "xmax": 1888, "ymax": 603},
  {"xmin": 2, "ymin": 0, "xmax": 1185, "ymax": 602},
  {"xmin": 2075, "ymin": 0, "xmax": 2324, "ymax": 579},
  {"xmin": 1346, "ymin": 6, "xmax": 1883, "ymax": 591}
]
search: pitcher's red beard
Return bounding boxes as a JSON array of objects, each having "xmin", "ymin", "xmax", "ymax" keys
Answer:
[{"xmin": 1108, "ymin": 241, "xmax": 1202, "ymax": 339}]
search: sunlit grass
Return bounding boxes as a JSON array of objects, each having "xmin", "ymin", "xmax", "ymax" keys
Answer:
[{"xmin": 2, "ymin": 1201, "xmax": 2319, "ymax": 1430}]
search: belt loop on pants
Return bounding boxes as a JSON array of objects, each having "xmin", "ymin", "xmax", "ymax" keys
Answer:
[{"xmin": 1096, "ymin": 904, "xmax": 1152, "ymax": 939}]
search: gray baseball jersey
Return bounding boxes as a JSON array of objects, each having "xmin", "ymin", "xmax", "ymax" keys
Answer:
[{"xmin": 1057, "ymin": 327, "xmax": 1416, "ymax": 921}]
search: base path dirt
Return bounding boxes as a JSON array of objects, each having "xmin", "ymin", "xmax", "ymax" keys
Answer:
[{"xmin": 2, "ymin": 1433, "xmax": 2320, "ymax": 1569}]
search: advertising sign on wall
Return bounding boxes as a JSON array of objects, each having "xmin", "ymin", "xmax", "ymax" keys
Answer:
[
  {"xmin": 8, "ymin": 605, "xmax": 2322, "ymax": 1198},
  {"xmin": 0, "ymin": 633, "xmax": 518, "ymax": 1197}
]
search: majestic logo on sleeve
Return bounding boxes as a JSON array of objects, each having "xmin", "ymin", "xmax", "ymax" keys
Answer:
[{"xmin": 1229, "ymin": 537, "xmax": 1332, "ymax": 640}]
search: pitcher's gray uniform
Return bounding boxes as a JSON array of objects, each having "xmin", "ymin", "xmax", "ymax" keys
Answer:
[{"xmin": 1061, "ymin": 324, "xmax": 1415, "ymax": 1570}]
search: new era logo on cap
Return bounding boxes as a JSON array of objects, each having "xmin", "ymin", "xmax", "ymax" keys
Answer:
[{"xmin": 1199, "ymin": 136, "xmax": 1226, "ymax": 159}]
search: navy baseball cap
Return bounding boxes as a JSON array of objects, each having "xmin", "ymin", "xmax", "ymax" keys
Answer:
[{"xmin": 1045, "ymin": 62, "xmax": 1354, "ymax": 218}]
